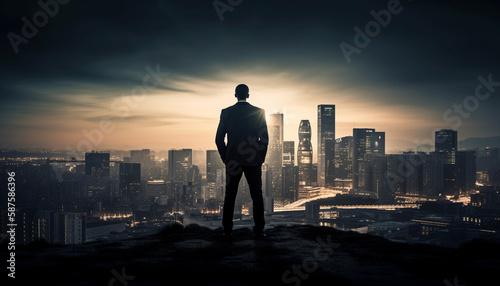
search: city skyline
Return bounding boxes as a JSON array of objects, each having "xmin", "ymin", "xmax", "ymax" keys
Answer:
[
  {"xmin": 1, "ymin": 101, "xmax": 497, "ymax": 158},
  {"xmin": 3, "ymin": 128, "xmax": 498, "ymax": 247},
  {"xmin": 0, "ymin": 90, "xmax": 498, "ymax": 154}
]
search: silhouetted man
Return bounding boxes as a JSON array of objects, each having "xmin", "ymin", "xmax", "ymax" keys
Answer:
[{"xmin": 215, "ymin": 84, "xmax": 269, "ymax": 238}]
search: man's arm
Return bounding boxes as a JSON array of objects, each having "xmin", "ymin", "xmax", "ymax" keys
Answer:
[{"xmin": 215, "ymin": 110, "xmax": 227, "ymax": 163}]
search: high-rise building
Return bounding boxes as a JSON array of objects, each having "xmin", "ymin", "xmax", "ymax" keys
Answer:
[
  {"xmin": 485, "ymin": 147, "xmax": 500, "ymax": 166},
  {"xmin": 168, "ymin": 149, "xmax": 192, "ymax": 182},
  {"xmin": 85, "ymin": 151, "xmax": 110, "ymax": 198},
  {"xmin": 402, "ymin": 152, "xmax": 424, "ymax": 196},
  {"xmin": 38, "ymin": 211, "xmax": 86, "ymax": 245},
  {"xmin": 17, "ymin": 207, "xmax": 38, "ymax": 245},
  {"xmin": 62, "ymin": 212, "xmax": 87, "ymax": 245},
  {"xmin": 435, "ymin": 129, "xmax": 458, "ymax": 195},
  {"xmin": 268, "ymin": 113, "xmax": 284, "ymax": 205},
  {"xmin": 283, "ymin": 141, "xmax": 295, "ymax": 166},
  {"xmin": 261, "ymin": 163, "xmax": 274, "ymax": 213},
  {"xmin": 335, "ymin": 136, "xmax": 353, "ymax": 181},
  {"xmin": 130, "ymin": 149, "xmax": 154, "ymax": 179},
  {"xmin": 215, "ymin": 168, "xmax": 226, "ymax": 201},
  {"xmin": 386, "ymin": 152, "xmax": 445, "ymax": 198},
  {"xmin": 317, "ymin": 105, "xmax": 335, "ymax": 188},
  {"xmin": 146, "ymin": 179, "xmax": 167, "ymax": 203},
  {"xmin": 456, "ymin": 150, "xmax": 477, "ymax": 193},
  {"xmin": 282, "ymin": 141, "xmax": 298, "ymax": 203},
  {"xmin": 352, "ymin": 128, "xmax": 385, "ymax": 193},
  {"xmin": 119, "ymin": 163, "xmax": 141, "ymax": 199},
  {"xmin": 60, "ymin": 180, "xmax": 84, "ymax": 211},
  {"xmin": 206, "ymin": 150, "xmax": 225, "ymax": 184},
  {"xmin": 192, "ymin": 150, "xmax": 206, "ymax": 176},
  {"xmin": 298, "ymin": 120, "xmax": 313, "ymax": 187},
  {"xmin": 85, "ymin": 151, "xmax": 110, "ymax": 177},
  {"xmin": 423, "ymin": 152, "xmax": 444, "ymax": 197},
  {"xmin": 435, "ymin": 129, "xmax": 458, "ymax": 164},
  {"xmin": 386, "ymin": 154, "xmax": 405, "ymax": 196},
  {"xmin": 370, "ymin": 154, "xmax": 391, "ymax": 203}
]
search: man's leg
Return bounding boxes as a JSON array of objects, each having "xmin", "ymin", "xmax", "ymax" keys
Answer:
[
  {"xmin": 243, "ymin": 166, "xmax": 265, "ymax": 234},
  {"xmin": 222, "ymin": 166, "xmax": 243, "ymax": 234}
]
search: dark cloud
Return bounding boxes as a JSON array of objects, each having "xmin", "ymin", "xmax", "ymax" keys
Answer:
[{"xmin": 1, "ymin": 0, "xmax": 500, "ymax": 148}]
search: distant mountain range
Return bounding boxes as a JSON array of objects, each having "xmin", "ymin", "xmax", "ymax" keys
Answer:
[
  {"xmin": 387, "ymin": 136, "xmax": 500, "ymax": 154},
  {"xmin": 458, "ymin": 136, "xmax": 500, "ymax": 150}
]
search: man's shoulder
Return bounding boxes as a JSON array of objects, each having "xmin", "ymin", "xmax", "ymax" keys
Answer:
[{"xmin": 221, "ymin": 103, "xmax": 263, "ymax": 113}]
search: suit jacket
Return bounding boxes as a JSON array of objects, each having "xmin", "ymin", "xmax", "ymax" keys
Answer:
[{"xmin": 215, "ymin": 102, "xmax": 269, "ymax": 167}]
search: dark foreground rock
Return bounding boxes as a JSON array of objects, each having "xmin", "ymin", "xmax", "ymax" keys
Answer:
[{"xmin": 5, "ymin": 224, "xmax": 500, "ymax": 286}]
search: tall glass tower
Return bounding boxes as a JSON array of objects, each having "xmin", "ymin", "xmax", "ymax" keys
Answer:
[
  {"xmin": 317, "ymin": 105, "xmax": 335, "ymax": 188},
  {"xmin": 352, "ymin": 128, "xmax": 385, "ymax": 193},
  {"xmin": 298, "ymin": 120, "xmax": 313, "ymax": 187},
  {"xmin": 268, "ymin": 113, "xmax": 284, "ymax": 205},
  {"xmin": 435, "ymin": 129, "xmax": 458, "ymax": 195}
]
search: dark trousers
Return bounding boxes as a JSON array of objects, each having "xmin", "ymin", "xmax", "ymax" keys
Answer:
[{"xmin": 222, "ymin": 165, "xmax": 265, "ymax": 234}]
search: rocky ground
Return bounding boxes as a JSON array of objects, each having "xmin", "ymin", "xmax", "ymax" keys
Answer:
[{"xmin": 5, "ymin": 223, "xmax": 500, "ymax": 285}]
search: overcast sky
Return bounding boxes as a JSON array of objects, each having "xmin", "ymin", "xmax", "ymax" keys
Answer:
[{"xmin": 1, "ymin": 0, "xmax": 500, "ymax": 155}]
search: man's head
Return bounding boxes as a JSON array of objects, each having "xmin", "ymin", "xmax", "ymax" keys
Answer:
[{"xmin": 235, "ymin": 84, "xmax": 249, "ymax": 101}]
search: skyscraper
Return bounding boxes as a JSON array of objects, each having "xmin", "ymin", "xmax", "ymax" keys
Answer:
[
  {"xmin": 335, "ymin": 136, "xmax": 353, "ymax": 181},
  {"xmin": 485, "ymin": 147, "xmax": 500, "ymax": 166},
  {"xmin": 60, "ymin": 212, "xmax": 87, "ymax": 245},
  {"xmin": 130, "ymin": 149, "xmax": 154, "ymax": 179},
  {"xmin": 317, "ymin": 105, "xmax": 335, "ymax": 188},
  {"xmin": 435, "ymin": 129, "xmax": 458, "ymax": 195},
  {"xmin": 423, "ymin": 152, "xmax": 444, "ymax": 197},
  {"xmin": 298, "ymin": 120, "xmax": 313, "ymax": 187},
  {"xmin": 85, "ymin": 151, "xmax": 110, "ymax": 177},
  {"xmin": 370, "ymin": 154, "xmax": 390, "ymax": 203},
  {"xmin": 268, "ymin": 113, "xmax": 284, "ymax": 205},
  {"xmin": 386, "ymin": 154, "xmax": 405, "ymax": 196},
  {"xmin": 282, "ymin": 141, "xmax": 295, "ymax": 166},
  {"xmin": 435, "ymin": 129, "xmax": 458, "ymax": 164},
  {"xmin": 206, "ymin": 150, "xmax": 225, "ymax": 184},
  {"xmin": 168, "ymin": 149, "xmax": 192, "ymax": 182},
  {"xmin": 386, "ymin": 152, "xmax": 444, "ymax": 198},
  {"xmin": 39, "ymin": 211, "xmax": 86, "ymax": 245},
  {"xmin": 456, "ymin": 150, "xmax": 477, "ymax": 193},
  {"xmin": 352, "ymin": 128, "xmax": 385, "ymax": 193},
  {"xmin": 282, "ymin": 141, "xmax": 298, "ymax": 203},
  {"xmin": 402, "ymin": 152, "xmax": 423, "ymax": 196},
  {"xmin": 119, "ymin": 163, "xmax": 141, "ymax": 199},
  {"xmin": 85, "ymin": 151, "xmax": 110, "ymax": 197}
]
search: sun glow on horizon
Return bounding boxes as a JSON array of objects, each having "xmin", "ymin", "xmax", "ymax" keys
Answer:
[{"xmin": 0, "ymin": 69, "xmax": 479, "ymax": 154}]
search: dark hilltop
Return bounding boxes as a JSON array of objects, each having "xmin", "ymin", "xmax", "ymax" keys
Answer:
[{"xmin": 5, "ymin": 224, "xmax": 500, "ymax": 286}]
